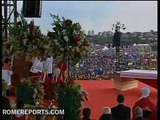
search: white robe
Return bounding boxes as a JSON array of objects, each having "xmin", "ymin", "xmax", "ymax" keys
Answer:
[
  {"xmin": 2, "ymin": 69, "xmax": 13, "ymax": 85},
  {"xmin": 43, "ymin": 56, "xmax": 53, "ymax": 74},
  {"xmin": 30, "ymin": 58, "xmax": 44, "ymax": 73}
]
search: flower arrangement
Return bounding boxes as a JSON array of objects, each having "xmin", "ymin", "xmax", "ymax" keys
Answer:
[
  {"xmin": 47, "ymin": 14, "xmax": 89, "ymax": 120},
  {"xmin": 4, "ymin": 13, "xmax": 89, "ymax": 119},
  {"xmin": 53, "ymin": 81, "xmax": 88, "ymax": 120},
  {"xmin": 2, "ymin": 80, "xmax": 10, "ymax": 96},
  {"xmin": 16, "ymin": 77, "xmax": 45, "ymax": 105},
  {"xmin": 8, "ymin": 19, "xmax": 49, "ymax": 60},
  {"xmin": 47, "ymin": 14, "xmax": 89, "ymax": 64}
]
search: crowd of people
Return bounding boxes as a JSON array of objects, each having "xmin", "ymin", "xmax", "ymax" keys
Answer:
[
  {"xmin": 70, "ymin": 44, "xmax": 157, "ymax": 80},
  {"xmin": 2, "ymin": 44, "xmax": 157, "ymax": 85}
]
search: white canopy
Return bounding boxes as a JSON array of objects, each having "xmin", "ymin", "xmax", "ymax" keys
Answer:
[
  {"xmin": 133, "ymin": 43, "xmax": 137, "ymax": 46},
  {"xmin": 102, "ymin": 46, "xmax": 109, "ymax": 51}
]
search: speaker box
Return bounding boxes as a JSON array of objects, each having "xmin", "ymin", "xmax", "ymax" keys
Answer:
[
  {"xmin": 23, "ymin": 0, "xmax": 42, "ymax": 17},
  {"xmin": 112, "ymin": 32, "xmax": 121, "ymax": 47}
]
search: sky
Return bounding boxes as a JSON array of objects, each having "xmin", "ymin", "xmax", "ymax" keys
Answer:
[{"xmin": 17, "ymin": 1, "xmax": 157, "ymax": 35}]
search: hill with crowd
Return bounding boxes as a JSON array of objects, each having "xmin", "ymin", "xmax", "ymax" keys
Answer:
[{"xmin": 70, "ymin": 44, "xmax": 157, "ymax": 80}]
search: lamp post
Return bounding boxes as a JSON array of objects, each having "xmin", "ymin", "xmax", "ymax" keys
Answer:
[{"xmin": 112, "ymin": 21, "xmax": 126, "ymax": 71}]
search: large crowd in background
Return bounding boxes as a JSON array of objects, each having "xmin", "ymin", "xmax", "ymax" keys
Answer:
[
  {"xmin": 2, "ymin": 44, "xmax": 157, "ymax": 86},
  {"xmin": 2, "ymin": 43, "xmax": 157, "ymax": 120},
  {"xmin": 70, "ymin": 44, "xmax": 157, "ymax": 80}
]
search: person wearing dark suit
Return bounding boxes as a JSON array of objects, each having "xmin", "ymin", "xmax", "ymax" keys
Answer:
[
  {"xmin": 1, "ymin": 95, "xmax": 11, "ymax": 120},
  {"xmin": 82, "ymin": 108, "xmax": 91, "ymax": 120},
  {"xmin": 111, "ymin": 94, "xmax": 131, "ymax": 120},
  {"xmin": 81, "ymin": 107, "xmax": 96, "ymax": 120}
]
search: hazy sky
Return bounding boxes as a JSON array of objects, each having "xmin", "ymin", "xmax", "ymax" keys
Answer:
[{"xmin": 17, "ymin": 1, "xmax": 157, "ymax": 35}]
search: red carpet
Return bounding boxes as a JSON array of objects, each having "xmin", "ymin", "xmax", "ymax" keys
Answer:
[
  {"xmin": 76, "ymin": 80, "xmax": 157, "ymax": 120},
  {"xmin": 7, "ymin": 80, "xmax": 157, "ymax": 120}
]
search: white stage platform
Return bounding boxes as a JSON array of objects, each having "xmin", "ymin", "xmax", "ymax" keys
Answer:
[
  {"xmin": 120, "ymin": 70, "xmax": 157, "ymax": 80},
  {"xmin": 113, "ymin": 70, "xmax": 157, "ymax": 91}
]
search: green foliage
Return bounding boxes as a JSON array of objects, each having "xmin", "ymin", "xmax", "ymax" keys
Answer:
[
  {"xmin": 87, "ymin": 35, "xmax": 157, "ymax": 46},
  {"xmin": 131, "ymin": 36, "xmax": 142, "ymax": 44},
  {"xmin": 53, "ymin": 82, "xmax": 87, "ymax": 120},
  {"xmin": 47, "ymin": 14, "xmax": 91, "ymax": 118},
  {"xmin": 16, "ymin": 78, "xmax": 45, "ymax": 105},
  {"xmin": 150, "ymin": 43, "xmax": 157, "ymax": 51},
  {"xmin": 16, "ymin": 83, "xmax": 35, "ymax": 105}
]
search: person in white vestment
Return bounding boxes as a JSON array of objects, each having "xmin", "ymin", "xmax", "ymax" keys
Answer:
[
  {"xmin": 2, "ymin": 58, "xmax": 13, "ymax": 86},
  {"xmin": 43, "ymin": 56, "xmax": 53, "ymax": 78},
  {"xmin": 30, "ymin": 57, "xmax": 44, "ymax": 77}
]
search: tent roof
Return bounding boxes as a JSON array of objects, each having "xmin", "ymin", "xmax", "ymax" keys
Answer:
[{"xmin": 102, "ymin": 46, "xmax": 109, "ymax": 51}]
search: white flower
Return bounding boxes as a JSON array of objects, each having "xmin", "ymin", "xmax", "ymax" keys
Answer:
[
  {"xmin": 64, "ymin": 36, "xmax": 69, "ymax": 42},
  {"xmin": 53, "ymin": 68, "xmax": 60, "ymax": 76},
  {"xmin": 33, "ymin": 89, "xmax": 38, "ymax": 99},
  {"xmin": 20, "ymin": 78, "xmax": 25, "ymax": 83},
  {"xmin": 81, "ymin": 51, "xmax": 86, "ymax": 56},
  {"xmin": 66, "ymin": 48, "xmax": 70, "ymax": 51},
  {"xmin": 54, "ymin": 39, "xmax": 58, "ymax": 43},
  {"xmin": 58, "ymin": 31, "xmax": 61, "ymax": 35},
  {"xmin": 77, "ymin": 41, "xmax": 82, "ymax": 46},
  {"xmin": 60, "ymin": 48, "xmax": 64, "ymax": 51},
  {"xmin": 33, "ymin": 46, "xmax": 37, "ymax": 49},
  {"xmin": 44, "ymin": 45, "xmax": 49, "ymax": 49},
  {"xmin": 70, "ymin": 54, "xmax": 74, "ymax": 58},
  {"xmin": 62, "ymin": 30, "xmax": 66, "ymax": 33},
  {"xmin": 55, "ymin": 41, "xmax": 59, "ymax": 46},
  {"xmin": 23, "ymin": 39, "xmax": 28, "ymax": 45},
  {"xmin": 75, "ymin": 47, "xmax": 80, "ymax": 53},
  {"xmin": 24, "ymin": 32, "xmax": 28, "ymax": 38},
  {"xmin": 71, "ymin": 48, "xmax": 75, "ymax": 53},
  {"xmin": 73, "ymin": 30, "xmax": 78, "ymax": 34},
  {"xmin": 35, "ymin": 102, "xmax": 39, "ymax": 106},
  {"xmin": 84, "ymin": 46, "xmax": 88, "ymax": 50},
  {"xmin": 56, "ymin": 44, "xmax": 60, "ymax": 48},
  {"xmin": 58, "ymin": 54, "xmax": 64, "ymax": 59}
]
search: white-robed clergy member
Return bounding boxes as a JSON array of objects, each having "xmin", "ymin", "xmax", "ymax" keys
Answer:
[
  {"xmin": 43, "ymin": 55, "xmax": 53, "ymax": 79},
  {"xmin": 132, "ymin": 87, "xmax": 157, "ymax": 120},
  {"xmin": 2, "ymin": 58, "xmax": 13, "ymax": 86},
  {"xmin": 30, "ymin": 57, "xmax": 44, "ymax": 78}
]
